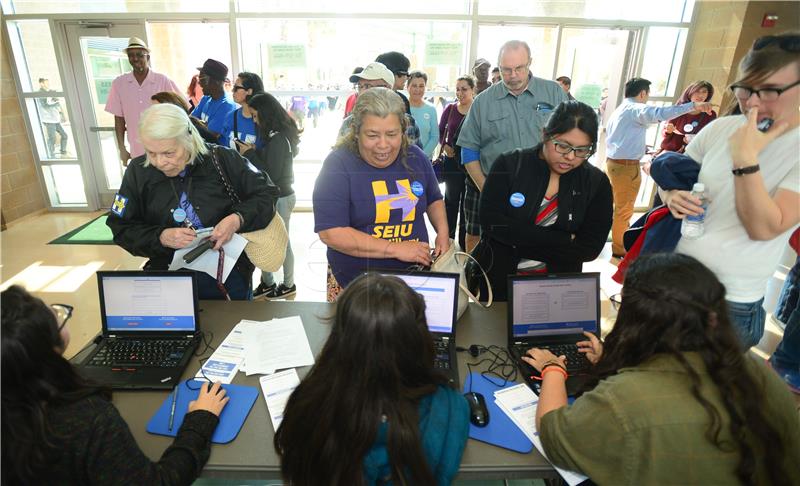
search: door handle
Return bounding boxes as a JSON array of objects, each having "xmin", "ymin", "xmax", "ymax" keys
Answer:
[{"xmin": 89, "ymin": 127, "xmax": 114, "ymax": 132}]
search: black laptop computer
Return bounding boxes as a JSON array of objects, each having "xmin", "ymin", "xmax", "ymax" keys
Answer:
[
  {"xmin": 507, "ymin": 273, "xmax": 601, "ymax": 396},
  {"xmin": 78, "ymin": 271, "xmax": 201, "ymax": 390},
  {"xmin": 375, "ymin": 270, "xmax": 460, "ymax": 386}
]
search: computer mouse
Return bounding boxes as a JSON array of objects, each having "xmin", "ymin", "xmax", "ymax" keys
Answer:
[{"xmin": 464, "ymin": 392, "xmax": 489, "ymax": 427}]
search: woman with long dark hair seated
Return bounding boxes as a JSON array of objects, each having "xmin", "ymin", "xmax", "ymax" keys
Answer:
[
  {"xmin": 523, "ymin": 253, "xmax": 800, "ymax": 485},
  {"xmin": 479, "ymin": 100, "xmax": 613, "ymax": 301},
  {"xmin": 1, "ymin": 286, "xmax": 229, "ymax": 484},
  {"xmin": 274, "ymin": 273, "xmax": 469, "ymax": 485}
]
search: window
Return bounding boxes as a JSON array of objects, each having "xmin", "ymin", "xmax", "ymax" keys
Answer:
[
  {"xmin": 237, "ymin": 0, "xmax": 470, "ymax": 14},
  {"xmin": 477, "ymin": 25, "xmax": 558, "ymax": 80},
  {"xmin": 6, "ymin": 20, "xmax": 63, "ymax": 92},
  {"xmin": 478, "ymin": 0, "xmax": 694, "ymax": 22},
  {"xmin": 2, "ymin": 0, "xmax": 226, "ymax": 14},
  {"xmin": 640, "ymin": 27, "xmax": 688, "ymax": 98}
]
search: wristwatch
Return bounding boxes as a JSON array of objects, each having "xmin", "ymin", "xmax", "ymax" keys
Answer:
[{"xmin": 732, "ymin": 165, "xmax": 760, "ymax": 176}]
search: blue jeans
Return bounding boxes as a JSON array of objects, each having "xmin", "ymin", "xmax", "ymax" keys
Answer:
[
  {"xmin": 196, "ymin": 268, "xmax": 252, "ymax": 300},
  {"xmin": 261, "ymin": 194, "xmax": 296, "ymax": 288},
  {"xmin": 727, "ymin": 298, "xmax": 766, "ymax": 350},
  {"xmin": 772, "ymin": 257, "xmax": 800, "ymax": 369}
]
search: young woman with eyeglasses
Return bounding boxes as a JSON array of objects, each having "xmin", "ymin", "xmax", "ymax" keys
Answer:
[
  {"xmin": 478, "ymin": 100, "xmax": 613, "ymax": 301},
  {"xmin": 662, "ymin": 31, "xmax": 800, "ymax": 350},
  {"xmin": 1, "ymin": 285, "xmax": 229, "ymax": 484}
]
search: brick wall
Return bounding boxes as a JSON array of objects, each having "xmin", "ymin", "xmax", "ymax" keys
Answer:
[{"xmin": 1, "ymin": 38, "xmax": 46, "ymax": 224}]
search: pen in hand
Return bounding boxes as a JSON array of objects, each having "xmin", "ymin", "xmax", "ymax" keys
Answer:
[{"xmin": 168, "ymin": 385, "xmax": 178, "ymax": 431}]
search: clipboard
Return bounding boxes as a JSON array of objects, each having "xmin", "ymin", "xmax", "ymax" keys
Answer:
[
  {"xmin": 463, "ymin": 372, "xmax": 533, "ymax": 454},
  {"xmin": 146, "ymin": 380, "xmax": 258, "ymax": 444}
]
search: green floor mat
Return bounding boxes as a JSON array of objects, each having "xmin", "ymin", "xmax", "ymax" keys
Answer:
[{"xmin": 49, "ymin": 213, "xmax": 115, "ymax": 245}]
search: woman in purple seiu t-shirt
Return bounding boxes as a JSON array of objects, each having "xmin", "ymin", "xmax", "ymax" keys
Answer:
[{"xmin": 313, "ymin": 88, "xmax": 450, "ymax": 301}]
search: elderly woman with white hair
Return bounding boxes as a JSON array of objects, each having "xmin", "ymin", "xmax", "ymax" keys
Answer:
[
  {"xmin": 107, "ymin": 103, "xmax": 279, "ymax": 300},
  {"xmin": 314, "ymin": 88, "xmax": 450, "ymax": 301}
]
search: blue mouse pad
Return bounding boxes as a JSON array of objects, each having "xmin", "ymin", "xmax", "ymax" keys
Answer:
[
  {"xmin": 147, "ymin": 380, "xmax": 258, "ymax": 444},
  {"xmin": 463, "ymin": 372, "xmax": 533, "ymax": 454}
]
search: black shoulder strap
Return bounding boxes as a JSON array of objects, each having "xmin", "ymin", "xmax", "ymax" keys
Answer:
[{"xmin": 233, "ymin": 109, "xmax": 239, "ymax": 138}]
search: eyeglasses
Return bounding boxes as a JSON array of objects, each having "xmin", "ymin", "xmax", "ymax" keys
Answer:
[
  {"xmin": 232, "ymin": 85, "xmax": 246, "ymax": 92},
  {"xmin": 548, "ymin": 137, "xmax": 594, "ymax": 159},
  {"xmin": 753, "ymin": 34, "xmax": 800, "ymax": 52},
  {"xmin": 51, "ymin": 303, "xmax": 74, "ymax": 331},
  {"xmin": 609, "ymin": 294, "xmax": 622, "ymax": 311},
  {"xmin": 730, "ymin": 79, "xmax": 800, "ymax": 102},
  {"xmin": 499, "ymin": 64, "xmax": 530, "ymax": 76},
  {"xmin": 394, "ymin": 71, "xmax": 409, "ymax": 77}
]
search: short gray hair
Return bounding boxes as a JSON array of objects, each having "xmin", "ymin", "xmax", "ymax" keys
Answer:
[
  {"xmin": 498, "ymin": 40, "xmax": 532, "ymax": 66},
  {"xmin": 335, "ymin": 87, "xmax": 409, "ymax": 155},
  {"xmin": 138, "ymin": 103, "xmax": 208, "ymax": 166}
]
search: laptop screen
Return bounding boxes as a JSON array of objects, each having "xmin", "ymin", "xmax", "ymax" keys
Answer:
[
  {"xmin": 377, "ymin": 271, "xmax": 458, "ymax": 334},
  {"xmin": 510, "ymin": 274, "xmax": 599, "ymax": 338},
  {"xmin": 99, "ymin": 273, "xmax": 198, "ymax": 332}
]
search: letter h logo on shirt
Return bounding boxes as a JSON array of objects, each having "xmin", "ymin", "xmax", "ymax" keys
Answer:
[{"xmin": 372, "ymin": 179, "xmax": 417, "ymax": 224}]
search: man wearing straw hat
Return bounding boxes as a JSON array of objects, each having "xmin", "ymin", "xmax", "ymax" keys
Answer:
[{"xmin": 105, "ymin": 37, "xmax": 182, "ymax": 166}]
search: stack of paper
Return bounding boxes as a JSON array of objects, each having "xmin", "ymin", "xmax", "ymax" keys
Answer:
[
  {"xmin": 259, "ymin": 369, "xmax": 301, "ymax": 430},
  {"xmin": 240, "ymin": 316, "xmax": 315, "ymax": 375},
  {"xmin": 494, "ymin": 384, "xmax": 588, "ymax": 486},
  {"xmin": 195, "ymin": 321, "xmax": 247, "ymax": 384}
]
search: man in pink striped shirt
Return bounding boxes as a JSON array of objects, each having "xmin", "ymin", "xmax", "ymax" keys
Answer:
[{"xmin": 105, "ymin": 37, "xmax": 182, "ymax": 166}]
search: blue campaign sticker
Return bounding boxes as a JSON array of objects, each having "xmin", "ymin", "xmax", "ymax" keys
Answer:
[
  {"xmin": 110, "ymin": 194, "xmax": 128, "ymax": 217},
  {"xmin": 509, "ymin": 192, "xmax": 525, "ymax": 207},
  {"xmin": 172, "ymin": 207, "xmax": 187, "ymax": 223},
  {"xmin": 411, "ymin": 181, "xmax": 424, "ymax": 197}
]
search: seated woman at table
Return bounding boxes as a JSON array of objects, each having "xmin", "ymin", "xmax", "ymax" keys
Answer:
[
  {"xmin": 274, "ymin": 273, "xmax": 469, "ymax": 485},
  {"xmin": 523, "ymin": 253, "xmax": 800, "ymax": 485},
  {"xmin": 479, "ymin": 100, "xmax": 613, "ymax": 301},
  {"xmin": 106, "ymin": 103, "xmax": 279, "ymax": 300},
  {"xmin": 313, "ymin": 88, "xmax": 449, "ymax": 301},
  {"xmin": 1, "ymin": 285, "xmax": 230, "ymax": 484}
]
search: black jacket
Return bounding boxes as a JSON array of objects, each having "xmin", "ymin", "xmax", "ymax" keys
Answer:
[
  {"xmin": 242, "ymin": 131, "xmax": 295, "ymax": 197},
  {"xmin": 479, "ymin": 146, "xmax": 613, "ymax": 300},
  {"xmin": 107, "ymin": 144, "xmax": 279, "ymax": 271}
]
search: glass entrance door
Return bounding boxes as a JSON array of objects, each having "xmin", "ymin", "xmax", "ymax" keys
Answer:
[{"xmin": 63, "ymin": 22, "xmax": 146, "ymax": 209}]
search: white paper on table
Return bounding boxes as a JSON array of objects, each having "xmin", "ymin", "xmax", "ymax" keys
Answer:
[
  {"xmin": 259, "ymin": 368, "xmax": 301, "ymax": 430},
  {"xmin": 242, "ymin": 316, "xmax": 315, "ymax": 376},
  {"xmin": 494, "ymin": 384, "xmax": 588, "ymax": 486},
  {"xmin": 169, "ymin": 233, "xmax": 247, "ymax": 281},
  {"xmin": 194, "ymin": 320, "xmax": 248, "ymax": 383}
]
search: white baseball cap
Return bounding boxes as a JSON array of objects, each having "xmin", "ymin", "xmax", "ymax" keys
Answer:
[{"xmin": 349, "ymin": 62, "xmax": 395, "ymax": 87}]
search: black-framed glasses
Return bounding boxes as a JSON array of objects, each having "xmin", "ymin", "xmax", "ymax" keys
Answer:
[
  {"xmin": 232, "ymin": 85, "xmax": 246, "ymax": 92},
  {"xmin": 730, "ymin": 79, "xmax": 800, "ymax": 102},
  {"xmin": 548, "ymin": 137, "xmax": 594, "ymax": 159},
  {"xmin": 609, "ymin": 294, "xmax": 622, "ymax": 311},
  {"xmin": 51, "ymin": 303, "xmax": 73, "ymax": 331},
  {"xmin": 753, "ymin": 34, "xmax": 800, "ymax": 52},
  {"xmin": 499, "ymin": 64, "xmax": 530, "ymax": 76}
]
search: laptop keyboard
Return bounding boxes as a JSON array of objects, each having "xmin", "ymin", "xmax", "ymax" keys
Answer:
[
  {"xmin": 433, "ymin": 338, "xmax": 451, "ymax": 370},
  {"xmin": 89, "ymin": 339, "xmax": 193, "ymax": 368},
  {"xmin": 512, "ymin": 343, "xmax": 590, "ymax": 373}
]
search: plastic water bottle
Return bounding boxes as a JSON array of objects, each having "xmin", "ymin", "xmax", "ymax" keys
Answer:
[{"xmin": 681, "ymin": 183, "xmax": 707, "ymax": 239}]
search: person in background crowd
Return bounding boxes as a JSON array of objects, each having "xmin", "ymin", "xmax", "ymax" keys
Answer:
[
  {"xmin": 660, "ymin": 81, "xmax": 717, "ymax": 154},
  {"xmin": 219, "ymin": 72, "xmax": 264, "ymax": 150},
  {"xmin": 662, "ymin": 32, "xmax": 799, "ymax": 349},
  {"xmin": 274, "ymin": 273, "xmax": 469, "ymax": 485},
  {"xmin": 769, "ymin": 228, "xmax": 800, "ymax": 393},
  {"xmin": 37, "ymin": 77, "xmax": 69, "ymax": 158},
  {"xmin": 289, "ymin": 94, "xmax": 307, "ymax": 130},
  {"xmin": 525, "ymin": 253, "xmax": 799, "ymax": 485},
  {"xmin": 439, "ymin": 74, "xmax": 475, "ymax": 251},
  {"xmin": 107, "ymin": 104, "xmax": 278, "ymax": 300},
  {"xmin": 375, "ymin": 51, "xmax": 411, "ymax": 110},
  {"xmin": 605, "ymin": 77, "xmax": 713, "ymax": 258},
  {"xmin": 407, "ymin": 71, "xmax": 439, "ymax": 160},
  {"xmin": 479, "ymin": 101, "xmax": 612, "ymax": 301},
  {"xmin": 191, "ymin": 59, "xmax": 238, "ymax": 144},
  {"xmin": 240, "ymin": 92, "xmax": 300, "ymax": 301},
  {"xmin": 1, "ymin": 285, "xmax": 230, "ymax": 484},
  {"xmin": 315, "ymin": 88, "xmax": 449, "ymax": 301},
  {"xmin": 491, "ymin": 67, "xmax": 501, "ymax": 85},
  {"xmin": 105, "ymin": 37, "xmax": 182, "ymax": 166},
  {"xmin": 556, "ymin": 76, "xmax": 576, "ymax": 100},
  {"xmin": 472, "ymin": 58, "xmax": 491, "ymax": 94},
  {"xmin": 344, "ymin": 66, "xmax": 363, "ymax": 118},
  {"xmin": 457, "ymin": 39, "xmax": 568, "ymax": 252},
  {"xmin": 152, "ymin": 91, "xmax": 218, "ymax": 145},
  {"xmin": 186, "ymin": 74, "xmax": 203, "ymax": 111}
]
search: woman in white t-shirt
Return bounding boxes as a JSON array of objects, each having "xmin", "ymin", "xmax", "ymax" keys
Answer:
[{"xmin": 662, "ymin": 32, "xmax": 800, "ymax": 349}]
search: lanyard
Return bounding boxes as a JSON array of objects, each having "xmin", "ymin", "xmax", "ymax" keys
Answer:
[
  {"xmin": 170, "ymin": 172, "xmax": 195, "ymax": 228},
  {"xmin": 216, "ymin": 247, "xmax": 230, "ymax": 301}
]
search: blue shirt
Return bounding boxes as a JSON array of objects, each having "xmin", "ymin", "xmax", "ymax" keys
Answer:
[
  {"xmin": 605, "ymin": 98, "xmax": 695, "ymax": 160},
  {"xmin": 409, "ymin": 102, "xmax": 439, "ymax": 159},
  {"xmin": 191, "ymin": 95, "xmax": 238, "ymax": 138},
  {"xmin": 219, "ymin": 108, "xmax": 262, "ymax": 150}
]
